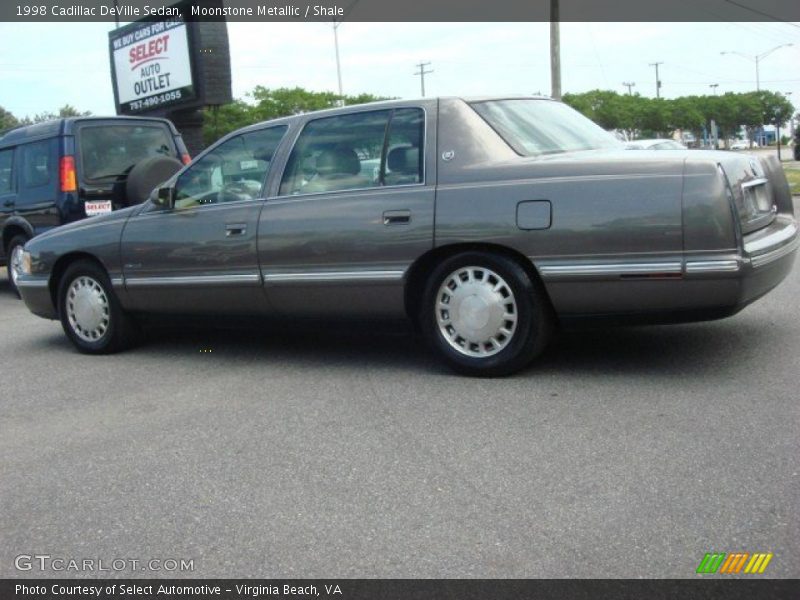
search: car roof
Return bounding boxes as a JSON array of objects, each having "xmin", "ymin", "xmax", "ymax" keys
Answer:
[
  {"xmin": 0, "ymin": 115, "xmax": 179, "ymax": 147},
  {"xmin": 228, "ymin": 95, "xmax": 556, "ymax": 137}
]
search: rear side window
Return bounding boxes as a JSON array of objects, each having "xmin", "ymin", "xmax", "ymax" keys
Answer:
[
  {"xmin": 0, "ymin": 149, "xmax": 12, "ymax": 194},
  {"xmin": 280, "ymin": 110, "xmax": 391, "ymax": 196},
  {"xmin": 279, "ymin": 107, "xmax": 425, "ymax": 196},
  {"xmin": 79, "ymin": 124, "xmax": 175, "ymax": 181},
  {"xmin": 21, "ymin": 141, "xmax": 52, "ymax": 188},
  {"xmin": 383, "ymin": 108, "xmax": 424, "ymax": 186}
]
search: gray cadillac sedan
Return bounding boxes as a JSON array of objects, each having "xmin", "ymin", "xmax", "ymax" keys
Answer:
[{"xmin": 16, "ymin": 97, "xmax": 799, "ymax": 375}]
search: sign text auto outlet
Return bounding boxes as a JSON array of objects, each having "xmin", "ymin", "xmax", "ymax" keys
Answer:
[{"xmin": 110, "ymin": 17, "xmax": 195, "ymax": 113}]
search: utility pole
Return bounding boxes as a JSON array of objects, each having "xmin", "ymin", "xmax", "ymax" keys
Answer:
[
  {"xmin": 550, "ymin": 0, "xmax": 561, "ymax": 100},
  {"xmin": 649, "ymin": 62, "xmax": 663, "ymax": 98},
  {"xmin": 330, "ymin": 1, "xmax": 361, "ymax": 106},
  {"xmin": 414, "ymin": 61, "xmax": 433, "ymax": 97},
  {"xmin": 332, "ymin": 20, "xmax": 344, "ymax": 102},
  {"xmin": 622, "ymin": 82, "xmax": 635, "ymax": 96},
  {"xmin": 721, "ymin": 44, "xmax": 793, "ymax": 92},
  {"xmin": 709, "ymin": 83, "xmax": 719, "ymax": 95}
]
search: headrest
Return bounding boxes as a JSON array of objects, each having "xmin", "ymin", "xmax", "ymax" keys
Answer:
[
  {"xmin": 387, "ymin": 146, "xmax": 419, "ymax": 175},
  {"xmin": 316, "ymin": 147, "xmax": 360, "ymax": 175}
]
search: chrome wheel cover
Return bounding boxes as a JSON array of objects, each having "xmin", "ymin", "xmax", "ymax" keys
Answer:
[
  {"xmin": 9, "ymin": 244, "xmax": 24, "ymax": 288},
  {"xmin": 436, "ymin": 266, "xmax": 518, "ymax": 358},
  {"xmin": 66, "ymin": 276, "xmax": 110, "ymax": 343}
]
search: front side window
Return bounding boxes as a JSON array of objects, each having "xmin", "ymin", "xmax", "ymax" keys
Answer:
[
  {"xmin": 470, "ymin": 99, "xmax": 621, "ymax": 156},
  {"xmin": 80, "ymin": 125, "xmax": 175, "ymax": 181},
  {"xmin": 0, "ymin": 149, "xmax": 13, "ymax": 194},
  {"xmin": 21, "ymin": 141, "xmax": 52, "ymax": 188},
  {"xmin": 173, "ymin": 125, "xmax": 287, "ymax": 209}
]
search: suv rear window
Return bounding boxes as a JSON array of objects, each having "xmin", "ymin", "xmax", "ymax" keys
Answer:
[{"xmin": 79, "ymin": 124, "xmax": 175, "ymax": 181}]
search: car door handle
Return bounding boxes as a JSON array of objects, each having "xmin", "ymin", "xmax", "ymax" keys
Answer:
[
  {"xmin": 383, "ymin": 210, "xmax": 411, "ymax": 225},
  {"xmin": 3, "ymin": 200, "xmax": 13, "ymax": 207},
  {"xmin": 226, "ymin": 223, "xmax": 247, "ymax": 236}
]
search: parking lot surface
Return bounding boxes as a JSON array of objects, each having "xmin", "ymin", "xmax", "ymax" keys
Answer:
[{"xmin": 1, "ymin": 254, "xmax": 798, "ymax": 578}]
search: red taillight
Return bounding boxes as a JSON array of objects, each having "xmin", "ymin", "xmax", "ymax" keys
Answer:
[
  {"xmin": 60, "ymin": 156, "xmax": 77, "ymax": 193},
  {"xmin": 181, "ymin": 153, "xmax": 191, "ymax": 165}
]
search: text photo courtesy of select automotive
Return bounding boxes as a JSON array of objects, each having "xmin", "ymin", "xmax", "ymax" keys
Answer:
[{"xmin": 1, "ymin": 0, "xmax": 800, "ymax": 593}]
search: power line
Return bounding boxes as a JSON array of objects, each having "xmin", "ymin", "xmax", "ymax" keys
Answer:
[
  {"xmin": 414, "ymin": 61, "xmax": 433, "ymax": 97},
  {"xmin": 723, "ymin": 0, "xmax": 800, "ymax": 27}
]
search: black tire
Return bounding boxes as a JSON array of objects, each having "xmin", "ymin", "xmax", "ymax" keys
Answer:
[
  {"xmin": 6, "ymin": 234, "xmax": 29, "ymax": 298},
  {"xmin": 420, "ymin": 252, "xmax": 553, "ymax": 377},
  {"xmin": 124, "ymin": 155, "xmax": 183, "ymax": 206},
  {"xmin": 57, "ymin": 259, "xmax": 139, "ymax": 354},
  {"xmin": 794, "ymin": 145, "xmax": 800, "ymax": 162}
]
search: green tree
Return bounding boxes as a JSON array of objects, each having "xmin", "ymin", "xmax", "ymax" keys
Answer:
[
  {"xmin": 0, "ymin": 106, "xmax": 20, "ymax": 131},
  {"xmin": 26, "ymin": 104, "xmax": 92, "ymax": 124},
  {"xmin": 202, "ymin": 86, "xmax": 391, "ymax": 145}
]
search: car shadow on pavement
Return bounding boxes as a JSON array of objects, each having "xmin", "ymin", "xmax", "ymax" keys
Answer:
[
  {"xmin": 116, "ymin": 314, "xmax": 771, "ymax": 379},
  {"xmin": 536, "ymin": 321, "xmax": 770, "ymax": 379}
]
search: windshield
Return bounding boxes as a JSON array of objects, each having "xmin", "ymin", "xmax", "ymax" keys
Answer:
[
  {"xmin": 79, "ymin": 124, "xmax": 175, "ymax": 180},
  {"xmin": 470, "ymin": 99, "xmax": 622, "ymax": 156}
]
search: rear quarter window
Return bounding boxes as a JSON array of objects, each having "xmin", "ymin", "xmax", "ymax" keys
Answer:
[{"xmin": 21, "ymin": 140, "xmax": 53, "ymax": 189}]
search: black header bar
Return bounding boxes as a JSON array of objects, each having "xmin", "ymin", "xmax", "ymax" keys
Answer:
[{"xmin": 4, "ymin": 0, "xmax": 800, "ymax": 22}]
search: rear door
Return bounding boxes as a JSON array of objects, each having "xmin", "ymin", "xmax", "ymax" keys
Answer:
[
  {"xmin": 0, "ymin": 146, "xmax": 17, "ymax": 258},
  {"xmin": 120, "ymin": 124, "xmax": 288, "ymax": 314},
  {"xmin": 16, "ymin": 138, "xmax": 59, "ymax": 235},
  {"xmin": 74, "ymin": 119, "xmax": 178, "ymax": 215},
  {"xmin": 258, "ymin": 105, "xmax": 436, "ymax": 317}
]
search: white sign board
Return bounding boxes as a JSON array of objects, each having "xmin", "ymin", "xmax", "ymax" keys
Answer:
[{"xmin": 110, "ymin": 17, "xmax": 195, "ymax": 113}]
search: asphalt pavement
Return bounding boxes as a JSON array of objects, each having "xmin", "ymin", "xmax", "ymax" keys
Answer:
[{"xmin": 1, "ymin": 253, "xmax": 798, "ymax": 578}]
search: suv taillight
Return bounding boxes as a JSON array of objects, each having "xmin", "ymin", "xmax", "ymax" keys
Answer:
[
  {"xmin": 181, "ymin": 153, "xmax": 191, "ymax": 165},
  {"xmin": 60, "ymin": 156, "xmax": 77, "ymax": 192}
]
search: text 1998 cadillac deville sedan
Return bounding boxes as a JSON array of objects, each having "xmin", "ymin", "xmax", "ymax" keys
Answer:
[{"xmin": 16, "ymin": 97, "xmax": 798, "ymax": 375}]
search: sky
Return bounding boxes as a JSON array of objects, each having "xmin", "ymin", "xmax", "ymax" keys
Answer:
[{"xmin": 0, "ymin": 20, "xmax": 798, "ymax": 120}]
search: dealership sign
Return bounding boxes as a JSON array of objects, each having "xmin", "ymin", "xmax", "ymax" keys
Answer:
[{"xmin": 109, "ymin": 16, "xmax": 197, "ymax": 114}]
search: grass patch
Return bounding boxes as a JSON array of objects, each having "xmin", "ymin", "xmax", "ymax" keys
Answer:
[{"xmin": 783, "ymin": 165, "xmax": 800, "ymax": 194}]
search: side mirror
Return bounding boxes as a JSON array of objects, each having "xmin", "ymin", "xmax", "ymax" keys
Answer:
[{"xmin": 154, "ymin": 185, "xmax": 175, "ymax": 210}]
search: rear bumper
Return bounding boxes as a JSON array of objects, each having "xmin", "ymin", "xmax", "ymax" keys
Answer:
[
  {"xmin": 538, "ymin": 215, "xmax": 797, "ymax": 320},
  {"xmin": 17, "ymin": 275, "xmax": 58, "ymax": 320},
  {"xmin": 737, "ymin": 215, "xmax": 799, "ymax": 306}
]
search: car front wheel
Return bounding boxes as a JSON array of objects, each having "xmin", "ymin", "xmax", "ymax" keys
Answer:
[
  {"xmin": 421, "ymin": 252, "xmax": 553, "ymax": 376},
  {"xmin": 6, "ymin": 234, "xmax": 29, "ymax": 298},
  {"xmin": 58, "ymin": 260, "xmax": 139, "ymax": 354}
]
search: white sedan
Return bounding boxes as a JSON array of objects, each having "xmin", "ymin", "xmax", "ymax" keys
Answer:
[{"xmin": 626, "ymin": 139, "xmax": 688, "ymax": 150}]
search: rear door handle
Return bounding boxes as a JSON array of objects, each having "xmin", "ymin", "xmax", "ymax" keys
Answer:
[
  {"xmin": 226, "ymin": 223, "xmax": 247, "ymax": 236},
  {"xmin": 383, "ymin": 210, "xmax": 411, "ymax": 225}
]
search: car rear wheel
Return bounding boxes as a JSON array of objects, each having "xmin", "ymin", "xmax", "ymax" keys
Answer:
[
  {"xmin": 58, "ymin": 260, "xmax": 139, "ymax": 354},
  {"xmin": 421, "ymin": 252, "xmax": 553, "ymax": 376},
  {"xmin": 6, "ymin": 234, "xmax": 29, "ymax": 298}
]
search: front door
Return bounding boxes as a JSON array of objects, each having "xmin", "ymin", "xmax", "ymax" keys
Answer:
[{"xmin": 121, "ymin": 124, "xmax": 288, "ymax": 314}]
